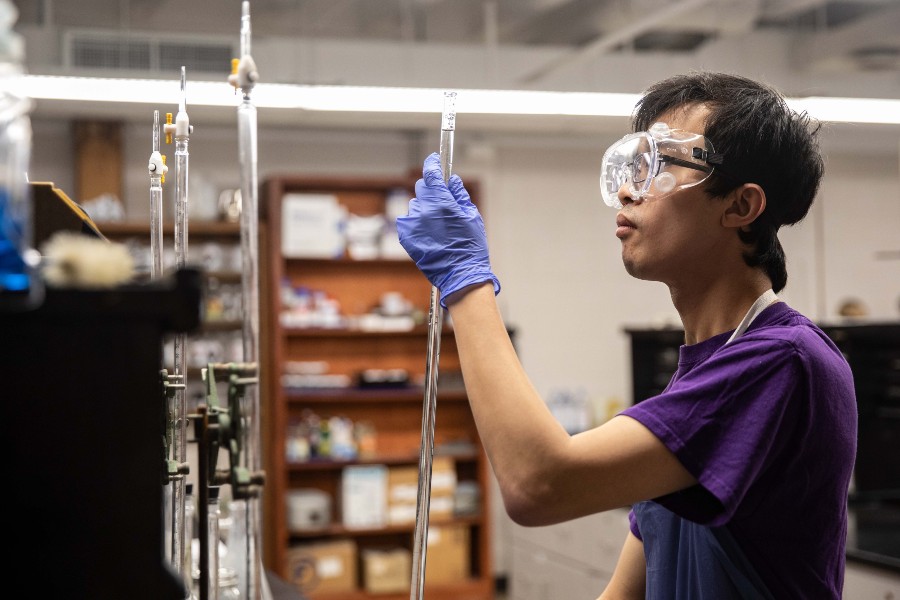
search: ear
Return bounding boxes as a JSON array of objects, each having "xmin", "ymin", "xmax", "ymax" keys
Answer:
[{"xmin": 721, "ymin": 184, "xmax": 766, "ymax": 230}]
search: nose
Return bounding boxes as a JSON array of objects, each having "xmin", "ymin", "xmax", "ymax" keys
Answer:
[{"xmin": 617, "ymin": 182, "xmax": 637, "ymax": 206}]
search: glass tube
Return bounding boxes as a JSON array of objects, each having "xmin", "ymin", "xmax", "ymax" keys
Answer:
[
  {"xmin": 238, "ymin": 95, "xmax": 264, "ymax": 600},
  {"xmin": 171, "ymin": 65, "xmax": 191, "ymax": 588},
  {"xmin": 235, "ymin": 4, "xmax": 265, "ymax": 597},
  {"xmin": 410, "ymin": 90, "xmax": 456, "ymax": 600},
  {"xmin": 240, "ymin": 0, "xmax": 252, "ymax": 59}
]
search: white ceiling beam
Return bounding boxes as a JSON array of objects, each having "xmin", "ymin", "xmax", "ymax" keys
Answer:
[
  {"xmin": 761, "ymin": 0, "xmax": 829, "ymax": 20},
  {"xmin": 518, "ymin": 0, "xmax": 716, "ymax": 85},
  {"xmin": 658, "ymin": 0, "xmax": 763, "ymax": 35},
  {"xmin": 501, "ymin": 0, "xmax": 607, "ymax": 44}
]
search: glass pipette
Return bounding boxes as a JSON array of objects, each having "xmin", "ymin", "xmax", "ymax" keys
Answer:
[{"xmin": 410, "ymin": 89, "xmax": 456, "ymax": 600}]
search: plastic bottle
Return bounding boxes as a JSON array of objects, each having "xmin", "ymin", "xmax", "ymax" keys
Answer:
[{"xmin": 0, "ymin": 0, "xmax": 39, "ymax": 311}]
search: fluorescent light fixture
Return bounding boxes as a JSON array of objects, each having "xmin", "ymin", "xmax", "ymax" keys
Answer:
[
  {"xmin": 787, "ymin": 97, "xmax": 900, "ymax": 125},
  {"xmin": 18, "ymin": 74, "xmax": 900, "ymax": 125},
  {"xmin": 18, "ymin": 74, "xmax": 639, "ymax": 117}
]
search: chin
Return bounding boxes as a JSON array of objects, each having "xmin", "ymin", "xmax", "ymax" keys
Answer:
[
  {"xmin": 622, "ymin": 259, "xmax": 656, "ymax": 283},
  {"xmin": 622, "ymin": 257, "xmax": 639, "ymax": 278}
]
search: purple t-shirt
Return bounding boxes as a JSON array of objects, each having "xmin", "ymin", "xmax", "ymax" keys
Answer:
[{"xmin": 622, "ymin": 302, "xmax": 857, "ymax": 599}]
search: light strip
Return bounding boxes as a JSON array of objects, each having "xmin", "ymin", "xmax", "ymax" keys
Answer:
[
  {"xmin": 18, "ymin": 74, "xmax": 639, "ymax": 117},
  {"xmin": 787, "ymin": 97, "xmax": 900, "ymax": 125},
  {"xmin": 18, "ymin": 74, "xmax": 900, "ymax": 124}
]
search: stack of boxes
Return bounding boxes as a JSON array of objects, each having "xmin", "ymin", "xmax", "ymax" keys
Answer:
[
  {"xmin": 386, "ymin": 456, "xmax": 456, "ymax": 525},
  {"xmin": 285, "ymin": 456, "xmax": 473, "ymax": 595}
]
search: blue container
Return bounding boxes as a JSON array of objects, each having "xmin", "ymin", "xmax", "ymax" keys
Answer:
[{"xmin": 0, "ymin": 84, "xmax": 39, "ymax": 310}]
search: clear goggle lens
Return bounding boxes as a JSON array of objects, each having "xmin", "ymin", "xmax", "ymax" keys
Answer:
[{"xmin": 600, "ymin": 123, "xmax": 716, "ymax": 209}]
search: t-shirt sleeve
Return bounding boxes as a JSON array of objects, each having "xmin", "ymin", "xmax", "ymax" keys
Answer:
[
  {"xmin": 629, "ymin": 508, "xmax": 642, "ymax": 541},
  {"xmin": 621, "ymin": 336, "xmax": 803, "ymax": 526}
]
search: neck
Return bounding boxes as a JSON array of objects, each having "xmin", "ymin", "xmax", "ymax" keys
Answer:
[{"xmin": 670, "ymin": 274, "xmax": 775, "ymax": 345}]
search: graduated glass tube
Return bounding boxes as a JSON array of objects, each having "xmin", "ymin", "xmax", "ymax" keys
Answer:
[
  {"xmin": 168, "ymin": 65, "xmax": 192, "ymax": 589},
  {"xmin": 234, "ymin": 3, "xmax": 265, "ymax": 598},
  {"xmin": 410, "ymin": 90, "xmax": 456, "ymax": 600}
]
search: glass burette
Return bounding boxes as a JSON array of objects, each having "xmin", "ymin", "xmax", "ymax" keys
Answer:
[
  {"xmin": 164, "ymin": 66, "xmax": 192, "ymax": 591},
  {"xmin": 410, "ymin": 90, "xmax": 456, "ymax": 600},
  {"xmin": 228, "ymin": 2, "xmax": 267, "ymax": 598}
]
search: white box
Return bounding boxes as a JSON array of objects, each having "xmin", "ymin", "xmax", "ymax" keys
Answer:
[
  {"xmin": 286, "ymin": 488, "xmax": 331, "ymax": 531},
  {"xmin": 341, "ymin": 465, "xmax": 387, "ymax": 528},
  {"xmin": 281, "ymin": 193, "xmax": 346, "ymax": 258}
]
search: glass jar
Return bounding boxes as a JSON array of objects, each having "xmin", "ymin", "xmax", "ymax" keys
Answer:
[{"xmin": 218, "ymin": 568, "xmax": 241, "ymax": 600}]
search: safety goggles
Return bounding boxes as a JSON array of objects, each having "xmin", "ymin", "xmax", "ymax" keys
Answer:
[{"xmin": 600, "ymin": 122, "xmax": 723, "ymax": 209}]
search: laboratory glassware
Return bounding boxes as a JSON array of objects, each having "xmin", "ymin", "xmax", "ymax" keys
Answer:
[
  {"xmin": 148, "ymin": 109, "xmax": 166, "ymax": 279},
  {"xmin": 227, "ymin": 3, "xmax": 267, "ymax": 598},
  {"xmin": 410, "ymin": 90, "xmax": 456, "ymax": 600},
  {"xmin": 163, "ymin": 65, "xmax": 193, "ymax": 588}
]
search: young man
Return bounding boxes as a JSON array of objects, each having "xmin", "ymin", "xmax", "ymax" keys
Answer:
[{"xmin": 396, "ymin": 72, "xmax": 857, "ymax": 599}]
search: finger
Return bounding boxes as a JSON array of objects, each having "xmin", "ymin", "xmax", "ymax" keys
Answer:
[
  {"xmin": 415, "ymin": 176, "xmax": 449, "ymax": 204},
  {"xmin": 448, "ymin": 175, "xmax": 474, "ymax": 207},
  {"xmin": 422, "ymin": 152, "xmax": 447, "ymax": 188},
  {"xmin": 404, "ymin": 196, "xmax": 422, "ymax": 217}
]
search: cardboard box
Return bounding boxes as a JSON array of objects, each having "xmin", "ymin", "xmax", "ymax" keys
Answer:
[
  {"xmin": 362, "ymin": 547, "xmax": 411, "ymax": 594},
  {"xmin": 425, "ymin": 524, "xmax": 470, "ymax": 584},
  {"xmin": 387, "ymin": 457, "xmax": 456, "ymax": 524},
  {"xmin": 286, "ymin": 539, "xmax": 358, "ymax": 594}
]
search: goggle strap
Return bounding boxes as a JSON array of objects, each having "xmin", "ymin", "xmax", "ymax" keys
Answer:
[{"xmin": 691, "ymin": 147, "xmax": 726, "ymax": 166}]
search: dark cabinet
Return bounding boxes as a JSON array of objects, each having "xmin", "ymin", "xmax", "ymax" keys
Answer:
[
  {"xmin": 2, "ymin": 269, "xmax": 202, "ymax": 599},
  {"xmin": 820, "ymin": 323, "xmax": 900, "ymax": 495}
]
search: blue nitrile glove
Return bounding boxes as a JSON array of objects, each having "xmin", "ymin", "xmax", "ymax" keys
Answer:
[{"xmin": 397, "ymin": 152, "xmax": 500, "ymax": 308}]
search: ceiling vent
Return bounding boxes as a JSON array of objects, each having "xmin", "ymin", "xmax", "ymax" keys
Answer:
[{"xmin": 63, "ymin": 29, "xmax": 236, "ymax": 75}]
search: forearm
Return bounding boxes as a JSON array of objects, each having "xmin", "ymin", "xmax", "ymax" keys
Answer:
[
  {"xmin": 447, "ymin": 282, "xmax": 571, "ymax": 521},
  {"xmin": 598, "ymin": 532, "xmax": 646, "ymax": 600}
]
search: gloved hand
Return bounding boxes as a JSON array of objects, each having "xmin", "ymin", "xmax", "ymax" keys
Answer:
[{"xmin": 397, "ymin": 152, "xmax": 500, "ymax": 308}]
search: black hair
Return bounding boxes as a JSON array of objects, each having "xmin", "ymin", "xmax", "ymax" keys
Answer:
[{"xmin": 632, "ymin": 71, "xmax": 825, "ymax": 293}]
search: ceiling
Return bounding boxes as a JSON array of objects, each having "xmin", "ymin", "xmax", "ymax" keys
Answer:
[
  {"xmin": 14, "ymin": 0, "xmax": 900, "ymax": 76},
  {"xmin": 11, "ymin": 0, "xmax": 900, "ymax": 134}
]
